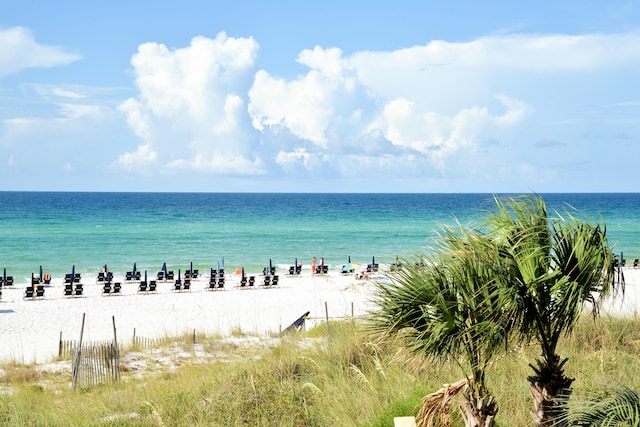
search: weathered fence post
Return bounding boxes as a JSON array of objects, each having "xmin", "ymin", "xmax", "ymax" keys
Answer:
[
  {"xmin": 325, "ymin": 301, "xmax": 330, "ymax": 336},
  {"xmin": 72, "ymin": 313, "xmax": 86, "ymax": 389}
]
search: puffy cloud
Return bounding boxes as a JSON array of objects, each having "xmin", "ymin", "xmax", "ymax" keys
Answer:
[
  {"xmin": 249, "ymin": 46, "xmax": 365, "ymax": 148},
  {"xmin": 0, "ymin": 27, "xmax": 80, "ymax": 76},
  {"xmin": 117, "ymin": 32, "xmax": 262, "ymax": 174},
  {"xmin": 115, "ymin": 30, "xmax": 639, "ymax": 188}
]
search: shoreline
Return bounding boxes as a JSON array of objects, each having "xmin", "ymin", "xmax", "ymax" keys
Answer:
[{"xmin": 1, "ymin": 267, "xmax": 638, "ymax": 364}]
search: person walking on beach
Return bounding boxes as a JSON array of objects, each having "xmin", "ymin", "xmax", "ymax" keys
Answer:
[{"xmin": 311, "ymin": 257, "xmax": 317, "ymax": 276}]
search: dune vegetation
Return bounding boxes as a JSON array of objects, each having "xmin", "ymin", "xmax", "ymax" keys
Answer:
[{"xmin": 0, "ymin": 316, "xmax": 639, "ymax": 426}]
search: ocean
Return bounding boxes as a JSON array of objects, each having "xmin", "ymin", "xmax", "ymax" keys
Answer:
[{"xmin": 1, "ymin": 192, "xmax": 638, "ymax": 283}]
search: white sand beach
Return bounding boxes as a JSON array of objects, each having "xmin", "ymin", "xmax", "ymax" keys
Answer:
[
  {"xmin": 0, "ymin": 268, "xmax": 380, "ymax": 363},
  {"xmin": 0, "ymin": 267, "xmax": 638, "ymax": 364}
]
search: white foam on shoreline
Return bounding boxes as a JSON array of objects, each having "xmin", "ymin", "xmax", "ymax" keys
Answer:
[{"xmin": 1, "ymin": 268, "xmax": 638, "ymax": 364}]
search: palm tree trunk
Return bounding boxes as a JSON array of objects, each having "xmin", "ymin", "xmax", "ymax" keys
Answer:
[
  {"xmin": 459, "ymin": 395, "xmax": 496, "ymax": 427},
  {"xmin": 528, "ymin": 355, "xmax": 574, "ymax": 427}
]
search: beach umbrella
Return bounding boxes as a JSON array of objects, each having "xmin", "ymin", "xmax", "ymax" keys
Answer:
[
  {"xmin": 269, "ymin": 258, "xmax": 273, "ymax": 273},
  {"xmin": 348, "ymin": 256, "xmax": 351, "ymax": 263},
  {"xmin": 178, "ymin": 269, "xmax": 181, "ymax": 281},
  {"xmin": 39, "ymin": 265, "xmax": 43, "ymax": 282},
  {"xmin": 3, "ymin": 267, "xmax": 6, "ymax": 284},
  {"xmin": 222, "ymin": 257, "xmax": 224, "ymax": 269},
  {"xmin": 342, "ymin": 262, "xmax": 361, "ymax": 272},
  {"xmin": 217, "ymin": 261, "xmax": 220, "ymax": 276},
  {"xmin": 241, "ymin": 267, "xmax": 245, "ymax": 280},
  {"xmin": 372, "ymin": 256, "xmax": 375, "ymax": 265},
  {"xmin": 71, "ymin": 265, "xmax": 75, "ymax": 282},
  {"xmin": 144, "ymin": 270, "xmax": 147, "ymax": 283},
  {"xmin": 133, "ymin": 263, "xmax": 137, "ymax": 275},
  {"xmin": 162, "ymin": 262, "xmax": 167, "ymax": 274},
  {"xmin": 190, "ymin": 261, "xmax": 193, "ymax": 274}
]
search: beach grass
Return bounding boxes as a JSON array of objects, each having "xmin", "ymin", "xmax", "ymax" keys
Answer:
[{"xmin": 1, "ymin": 316, "xmax": 640, "ymax": 426}]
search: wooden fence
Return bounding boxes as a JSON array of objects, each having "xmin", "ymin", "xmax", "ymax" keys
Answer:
[{"xmin": 71, "ymin": 340, "xmax": 120, "ymax": 389}]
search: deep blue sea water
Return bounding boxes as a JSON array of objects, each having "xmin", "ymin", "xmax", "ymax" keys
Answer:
[{"xmin": 1, "ymin": 192, "xmax": 638, "ymax": 283}]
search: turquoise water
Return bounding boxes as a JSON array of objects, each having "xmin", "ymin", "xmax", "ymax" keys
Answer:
[{"xmin": 1, "ymin": 192, "xmax": 638, "ymax": 283}]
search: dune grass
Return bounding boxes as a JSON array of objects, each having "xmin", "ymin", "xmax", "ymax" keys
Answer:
[{"xmin": 1, "ymin": 316, "xmax": 639, "ymax": 426}]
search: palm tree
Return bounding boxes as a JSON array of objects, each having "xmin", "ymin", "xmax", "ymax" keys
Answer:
[
  {"xmin": 482, "ymin": 195, "xmax": 623, "ymax": 426},
  {"xmin": 369, "ymin": 195, "xmax": 623, "ymax": 426},
  {"xmin": 369, "ymin": 222, "xmax": 513, "ymax": 427}
]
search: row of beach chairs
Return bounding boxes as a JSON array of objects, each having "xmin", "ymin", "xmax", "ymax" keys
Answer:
[
  {"xmin": 64, "ymin": 282, "xmax": 84, "ymax": 297},
  {"xmin": 314, "ymin": 265, "xmax": 329, "ymax": 275},
  {"xmin": 24, "ymin": 284, "xmax": 46, "ymax": 299},
  {"xmin": 237, "ymin": 275, "xmax": 279, "ymax": 288}
]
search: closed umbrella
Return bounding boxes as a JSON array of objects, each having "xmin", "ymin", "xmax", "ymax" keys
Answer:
[
  {"xmin": 162, "ymin": 262, "xmax": 167, "ymax": 275},
  {"xmin": 190, "ymin": 261, "xmax": 193, "ymax": 275},
  {"xmin": 242, "ymin": 267, "xmax": 245, "ymax": 281},
  {"xmin": 269, "ymin": 258, "xmax": 273, "ymax": 274},
  {"xmin": 217, "ymin": 261, "xmax": 220, "ymax": 276},
  {"xmin": 39, "ymin": 265, "xmax": 43, "ymax": 283},
  {"xmin": 133, "ymin": 263, "xmax": 137, "ymax": 275},
  {"xmin": 3, "ymin": 267, "xmax": 6, "ymax": 285},
  {"xmin": 144, "ymin": 270, "xmax": 147, "ymax": 283}
]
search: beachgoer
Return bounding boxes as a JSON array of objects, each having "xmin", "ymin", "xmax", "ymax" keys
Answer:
[{"xmin": 311, "ymin": 257, "xmax": 317, "ymax": 276}]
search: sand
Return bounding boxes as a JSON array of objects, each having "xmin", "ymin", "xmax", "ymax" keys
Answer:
[
  {"xmin": 0, "ymin": 267, "xmax": 638, "ymax": 364},
  {"xmin": 0, "ymin": 269, "xmax": 379, "ymax": 363}
]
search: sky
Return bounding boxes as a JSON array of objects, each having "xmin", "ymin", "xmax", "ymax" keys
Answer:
[{"xmin": 1, "ymin": 0, "xmax": 639, "ymax": 193}]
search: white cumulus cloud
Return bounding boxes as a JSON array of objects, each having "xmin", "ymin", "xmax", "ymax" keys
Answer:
[{"xmin": 117, "ymin": 32, "xmax": 262, "ymax": 174}]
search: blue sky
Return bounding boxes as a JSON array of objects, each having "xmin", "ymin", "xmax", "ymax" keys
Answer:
[{"xmin": 1, "ymin": 0, "xmax": 639, "ymax": 192}]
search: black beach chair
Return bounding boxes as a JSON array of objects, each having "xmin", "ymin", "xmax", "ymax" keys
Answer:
[
  {"xmin": 103, "ymin": 282, "xmax": 112, "ymax": 295},
  {"xmin": 263, "ymin": 276, "xmax": 271, "ymax": 287},
  {"xmin": 36, "ymin": 285, "xmax": 45, "ymax": 298},
  {"xmin": 149, "ymin": 280, "xmax": 157, "ymax": 292},
  {"xmin": 64, "ymin": 283, "xmax": 73, "ymax": 296},
  {"xmin": 271, "ymin": 275, "xmax": 279, "ymax": 286},
  {"xmin": 113, "ymin": 282, "xmax": 122, "ymax": 294},
  {"xmin": 74, "ymin": 283, "xmax": 83, "ymax": 296},
  {"xmin": 217, "ymin": 277, "xmax": 224, "ymax": 289},
  {"xmin": 139, "ymin": 281, "xmax": 148, "ymax": 293},
  {"xmin": 248, "ymin": 276, "xmax": 255, "ymax": 287},
  {"xmin": 183, "ymin": 279, "xmax": 191, "ymax": 291},
  {"xmin": 25, "ymin": 286, "xmax": 35, "ymax": 299}
]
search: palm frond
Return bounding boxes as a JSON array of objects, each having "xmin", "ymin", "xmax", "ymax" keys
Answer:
[{"xmin": 569, "ymin": 385, "xmax": 640, "ymax": 426}]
